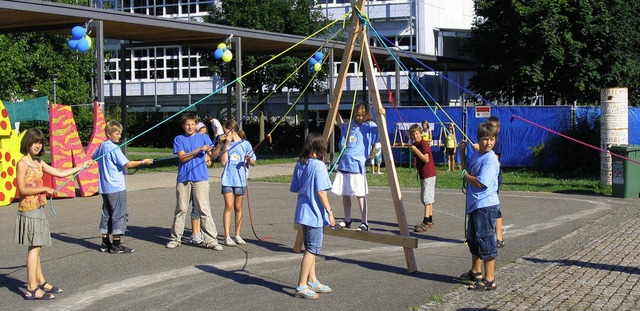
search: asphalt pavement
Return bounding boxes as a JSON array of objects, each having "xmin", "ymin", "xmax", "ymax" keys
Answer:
[{"xmin": 0, "ymin": 163, "xmax": 637, "ymax": 311}]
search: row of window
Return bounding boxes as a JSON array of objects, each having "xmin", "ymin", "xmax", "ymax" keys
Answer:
[{"xmin": 104, "ymin": 46, "xmax": 410, "ymax": 82}]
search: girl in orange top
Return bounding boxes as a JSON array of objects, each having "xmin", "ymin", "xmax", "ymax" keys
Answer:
[{"xmin": 15, "ymin": 128, "xmax": 91, "ymax": 300}]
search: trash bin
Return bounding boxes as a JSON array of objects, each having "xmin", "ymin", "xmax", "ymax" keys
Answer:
[{"xmin": 609, "ymin": 145, "xmax": 640, "ymax": 198}]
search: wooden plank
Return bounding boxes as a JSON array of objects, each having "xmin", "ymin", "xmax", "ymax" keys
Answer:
[
  {"xmin": 294, "ymin": 225, "xmax": 418, "ymax": 249},
  {"xmin": 359, "ymin": 22, "xmax": 418, "ymax": 273}
]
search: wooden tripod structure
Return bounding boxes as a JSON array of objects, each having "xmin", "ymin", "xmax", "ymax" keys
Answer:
[{"xmin": 319, "ymin": 0, "xmax": 417, "ymax": 273}]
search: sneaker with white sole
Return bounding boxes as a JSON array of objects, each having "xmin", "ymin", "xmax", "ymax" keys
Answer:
[
  {"xmin": 190, "ymin": 234, "xmax": 203, "ymax": 245},
  {"xmin": 100, "ymin": 243, "xmax": 111, "ymax": 253},
  {"xmin": 234, "ymin": 236, "xmax": 246, "ymax": 245},
  {"xmin": 110, "ymin": 244, "xmax": 135, "ymax": 254},
  {"xmin": 206, "ymin": 242, "xmax": 223, "ymax": 251},
  {"xmin": 223, "ymin": 237, "xmax": 236, "ymax": 246},
  {"xmin": 166, "ymin": 240, "xmax": 180, "ymax": 249}
]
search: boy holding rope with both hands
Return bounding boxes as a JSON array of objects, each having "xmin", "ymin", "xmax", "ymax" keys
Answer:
[{"xmin": 93, "ymin": 120, "xmax": 153, "ymax": 254}]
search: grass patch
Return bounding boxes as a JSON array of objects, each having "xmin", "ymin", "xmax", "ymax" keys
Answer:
[{"xmin": 253, "ymin": 164, "xmax": 612, "ymax": 196}]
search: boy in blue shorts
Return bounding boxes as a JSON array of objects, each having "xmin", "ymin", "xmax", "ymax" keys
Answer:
[
  {"xmin": 458, "ymin": 122, "xmax": 500, "ymax": 290},
  {"xmin": 93, "ymin": 120, "xmax": 154, "ymax": 253}
]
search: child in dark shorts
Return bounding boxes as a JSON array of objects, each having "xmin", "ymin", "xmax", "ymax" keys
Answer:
[{"xmin": 458, "ymin": 122, "xmax": 500, "ymax": 290}]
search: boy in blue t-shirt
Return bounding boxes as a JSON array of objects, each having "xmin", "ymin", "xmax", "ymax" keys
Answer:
[
  {"xmin": 93, "ymin": 120, "xmax": 153, "ymax": 254},
  {"xmin": 166, "ymin": 113, "xmax": 223, "ymax": 250},
  {"xmin": 458, "ymin": 122, "xmax": 500, "ymax": 290}
]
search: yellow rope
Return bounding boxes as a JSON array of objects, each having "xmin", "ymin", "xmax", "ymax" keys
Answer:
[{"xmin": 249, "ymin": 28, "xmax": 345, "ymax": 115}]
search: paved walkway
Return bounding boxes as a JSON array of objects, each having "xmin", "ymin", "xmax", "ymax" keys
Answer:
[
  {"xmin": 1, "ymin": 162, "xmax": 638, "ymax": 310},
  {"xmin": 132, "ymin": 163, "xmax": 640, "ymax": 310},
  {"xmin": 419, "ymin": 199, "xmax": 640, "ymax": 310}
]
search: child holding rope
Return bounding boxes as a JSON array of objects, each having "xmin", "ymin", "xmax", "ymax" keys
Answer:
[
  {"xmin": 291, "ymin": 132, "xmax": 336, "ymax": 299},
  {"xmin": 487, "ymin": 116, "xmax": 505, "ymax": 248},
  {"xmin": 93, "ymin": 120, "xmax": 153, "ymax": 254},
  {"xmin": 218, "ymin": 119, "xmax": 256, "ymax": 246},
  {"xmin": 409, "ymin": 124, "xmax": 437, "ymax": 232},
  {"xmin": 332, "ymin": 102, "xmax": 380, "ymax": 232},
  {"xmin": 166, "ymin": 113, "xmax": 223, "ymax": 250},
  {"xmin": 15, "ymin": 128, "xmax": 92, "ymax": 300},
  {"xmin": 187, "ymin": 120, "xmax": 210, "ymax": 245},
  {"xmin": 458, "ymin": 122, "xmax": 500, "ymax": 291}
]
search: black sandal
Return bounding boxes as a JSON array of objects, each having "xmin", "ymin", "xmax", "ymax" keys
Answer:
[
  {"xmin": 39, "ymin": 281, "xmax": 63, "ymax": 293},
  {"xmin": 468, "ymin": 278, "xmax": 497, "ymax": 291},
  {"xmin": 24, "ymin": 287, "xmax": 55, "ymax": 300},
  {"xmin": 455, "ymin": 270, "xmax": 482, "ymax": 283}
]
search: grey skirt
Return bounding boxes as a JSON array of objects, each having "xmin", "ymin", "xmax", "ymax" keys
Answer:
[{"xmin": 15, "ymin": 207, "xmax": 52, "ymax": 247}]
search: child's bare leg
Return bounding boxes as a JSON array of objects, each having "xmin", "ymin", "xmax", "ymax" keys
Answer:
[
  {"xmin": 223, "ymin": 192, "xmax": 235, "ymax": 239},
  {"xmin": 308, "ymin": 256, "xmax": 318, "ymax": 284},
  {"xmin": 496, "ymin": 217, "xmax": 503, "ymax": 241},
  {"xmin": 357, "ymin": 196, "xmax": 368, "ymax": 224},
  {"xmin": 233, "ymin": 194, "xmax": 244, "ymax": 237},
  {"xmin": 342, "ymin": 196, "xmax": 352, "ymax": 223},
  {"xmin": 483, "ymin": 258, "xmax": 496, "ymax": 281},
  {"xmin": 26, "ymin": 246, "xmax": 51, "ymax": 298},
  {"xmin": 471, "ymin": 254, "xmax": 483, "ymax": 274},
  {"xmin": 297, "ymin": 250, "xmax": 316, "ymax": 288},
  {"xmin": 191, "ymin": 218, "xmax": 201, "ymax": 235}
]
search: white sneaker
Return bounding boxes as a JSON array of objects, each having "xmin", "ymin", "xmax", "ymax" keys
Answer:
[
  {"xmin": 190, "ymin": 234, "xmax": 203, "ymax": 245},
  {"xmin": 378, "ymin": 172, "xmax": 384, "ymax": 175},
  {"xmin": 166, "ymin": 240, "xmax": 180, "ymax": 249},
  {"xmin": 206, "ymin": 242, "xmax": 223, "ymax": 251},
  {"xmin": 234, "ymin": 236, "xmax": 246, "ymax": 245},
  {"xmin": 223, "ymin": 237, "xmax": 236, "ymax": 247}
]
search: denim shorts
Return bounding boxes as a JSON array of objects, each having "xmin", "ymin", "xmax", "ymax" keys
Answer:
[
  {"xmin": 221, "ymin": 186, "xmax": 246, "ymax": 195},
  {"xmin": 466, "ymin": 205, "xmax": 499, "ymax": 260},
  {"xmin": 302, "ymin": 225, "xmax": 323, "ymax": 255}
]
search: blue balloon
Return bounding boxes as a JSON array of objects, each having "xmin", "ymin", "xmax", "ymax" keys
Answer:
[
  {"xmin": 309, "ymin": 58, "xmax": 317, "ymax": 65},
  {"xmin": 76, "ymin": 37, "xmax": 90, "ymax": 52},
  {"xmin": 71, "ymin": 26, "xmax": 86, "ymax": 39},
  {"xmin": 309, "ymin": 64, "xmax": 316, "ymax": 73},
  {"xmin": 213, "ymin": 48, "xmax": 224, "ymax": 59},
  {"xmin": 313, "ymin": 52, "xmax": 324, "ymax": 61},
  {"xmin": 67, "ymin": 38, "xmax": 79, "ymax": 50}
]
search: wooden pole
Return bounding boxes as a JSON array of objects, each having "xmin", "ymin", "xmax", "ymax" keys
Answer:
[
  {"xmin": 313, "ymin": 0, "xmax": 417, "ymax": 273},
  {"xmin": 322, "ymin": 0, "xmax": 366, "ymax": 141}
]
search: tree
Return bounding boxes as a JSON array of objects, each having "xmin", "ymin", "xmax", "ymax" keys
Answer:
[
  {"xmin": 204, "ymin": 0, "xmax": 330, "ymax": 111},
  {"xmin": 469, "ymin": 0, "xmax": 640, "ymax": 106},
  {"xmin": 0, "ymin": 32, "xmax": 95, "ymax": 105}
]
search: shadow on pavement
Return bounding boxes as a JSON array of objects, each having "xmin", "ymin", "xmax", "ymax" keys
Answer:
[
  {"xmin": 127, "ymin": 225, "xmax": 173, "ymax": 246},
  {"xmin": 523, "ymin": 257, "xmax": 640, "ymax": 275},
  {"xmin": 52, "ymin": 232, "xmax": 99, "ymax": 251},
  {"xmin": 324, "ymin": 255, "xmax": 461, "ymax": 284},
  {"xmin": 0, "ymin": 273, "xmax": 25, "ymax": 298},
  {"xmin": 195, "ymin": 264, "xmax": 292, "ymax": 296}
]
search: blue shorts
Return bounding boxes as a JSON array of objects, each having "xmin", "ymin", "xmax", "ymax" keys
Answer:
[
  {"xmin": 221, "ymin": 186, "xmax": 246, "ymax": 195},
  {"xmin": 302, "ymin": 225, "xmax": 323, "ymax": 255},
  {"xmin": 466, "ymin": 205, "xmax": 499, "ymax": 260}
]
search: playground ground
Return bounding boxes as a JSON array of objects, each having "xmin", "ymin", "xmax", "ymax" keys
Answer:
[{"xmin": 0, "ymin": 163, "xmax": 638, "ymax": 310}]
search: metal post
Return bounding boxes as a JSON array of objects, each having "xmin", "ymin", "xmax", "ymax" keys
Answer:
[{"xmin": 52, "ymin": 74, "xmax": 58, "ymax": 104}]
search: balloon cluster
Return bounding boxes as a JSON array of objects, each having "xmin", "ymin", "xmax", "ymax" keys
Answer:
[
  {"xmin": 309, "ymin": 52, "xmax": 324, "ymax": 73},
  {"xmin": 213, "ymin": 43, "xmax": 233, "ymax": 63},
  {"xmin": 68, "ymin": 26, "xmax": 92, "ymax": 53}
]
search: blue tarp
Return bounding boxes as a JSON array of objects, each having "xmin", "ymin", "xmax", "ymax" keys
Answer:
[{"xmin": 385, "ymin": 105, "xmax": 638, "ymax": 167}]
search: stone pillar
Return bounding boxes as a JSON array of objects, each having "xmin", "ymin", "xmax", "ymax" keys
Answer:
[{"xmin": 600, "ymin": 87, "xmax": 628, "ymax": 185}]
